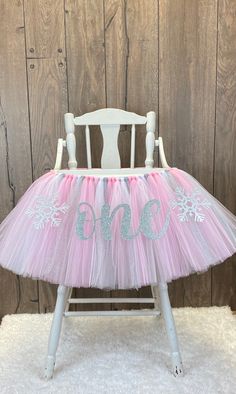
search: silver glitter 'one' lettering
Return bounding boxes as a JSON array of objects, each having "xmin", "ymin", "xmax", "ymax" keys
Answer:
[
  {"xmin": 76, "ymin": 202, "xmax": 96, "ymax": 240},
  {"xmin": 75, "ymin": 199, "xmax": 171, "ymax": 240},
  {"xmin": 139, "ymin": 199, "xmax": 171, "ymax": 240},
  {"xmin": 101, "ymin": 203, "xmax": 139, "ymax": 240}
]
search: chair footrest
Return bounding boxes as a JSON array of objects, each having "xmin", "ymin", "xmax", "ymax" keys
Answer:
[
  {"xmin": 68, "ymin": 297, "xmax": 155, "ymax": 304},
  {"xmin": 64, "ymin": 309, "xmax": 160, "ymax": 317}
]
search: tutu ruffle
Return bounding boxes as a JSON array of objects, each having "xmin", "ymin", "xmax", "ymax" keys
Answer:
[{"xmin": 0, "ymin": 167, "xmax": 236, "ymax": 290}]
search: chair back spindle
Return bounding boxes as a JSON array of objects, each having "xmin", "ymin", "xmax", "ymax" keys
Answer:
[
  {"xmin": 85, "ymin": 125, "xmax": 92, "ymax": 169},
  {"xmin": 130, "ymin": 124, "xmax": 136, "ymax": 168}
]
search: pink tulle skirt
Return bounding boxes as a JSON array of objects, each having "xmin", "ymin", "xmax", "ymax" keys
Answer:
[{"xmin": 0, "ymin": 167, "xmax": 236, "ymax": 290}]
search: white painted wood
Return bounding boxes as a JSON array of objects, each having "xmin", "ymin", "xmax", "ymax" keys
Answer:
[
  {"xmin": 63, "ymin": 109, "xmax": 171, "ymax": 172},
  {"xmin": 65, "ymin": 288, "xmax": 73, "ymax": 313},
  {"xmin": 64, "ymin": 310, "xmax": 161, "ymax": 317},
  {"xmin": 68, "ymin": 297, "xmax": 155, "ymax": 304},
  {"xmin": 44, "ymin": 285, "xmax": 70, "ymax": 379},
  {"xmin": 130, "ymin": 124, "xmax": 135, "ymax": 168},
  {"xmin": 54, "ymin": 138, "xmax": 66, "ymax": 170},
  {"xmin": 158, "ymin": 282, "xmax": 184, "ymax": 377},
  {"xmin": 155, "ymin": 137, "xmax": 170, "ymax": 168},
  {"xmin": 144, "ymin": 116, "xmax": 183, "ymax": 377},
  {"xmin": 45, "ymin": 108, "xmax": 183, "ymax": 379},
  {"xmin": 151, "ymin": 285, "xmax": 160, "ymax": 311},
  {"xmin": 73, "ymin": 109, "xmax": 147, "ymax": 169},
  {"xmin": 85, "ymin": 125, "xmax": 92, "ymax": 168},
  {"xmin": 145, "ymin": 111, "xmax": 156, "ymax": 167},
  {"xmin": 55, "ymin": 167, "xmax": 167, "ymax": 176},
  {"xmin": 74, "ymin": 108, "xmax": 147, "ymax": 126},
  {"xmin": 100, "ymin": 124, "xmax": 121, "ymax": 168},
  {"xmin": 64, "ymin": 113, "xmax": 77, "ymax": 169}
]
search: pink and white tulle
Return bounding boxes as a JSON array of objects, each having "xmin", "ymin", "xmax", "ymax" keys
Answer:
[{"xmin": 0, "ymin": 167, "xmax": 236, "ymax": 290}]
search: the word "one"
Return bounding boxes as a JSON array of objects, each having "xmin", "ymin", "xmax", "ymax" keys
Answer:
[{"xmin": 76, "ymin": 199, "xmax": 170, "ymax": 241}]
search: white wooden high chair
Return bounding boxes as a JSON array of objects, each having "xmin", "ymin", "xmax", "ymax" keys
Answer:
[{"xmin": 44, "ymin": 108, "xmax": 184, "ymax": 379}]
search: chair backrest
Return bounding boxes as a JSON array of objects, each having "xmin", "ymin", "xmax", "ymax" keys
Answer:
[{"xmin": 64, "ymin": 108, "xmax": 156, "ymax": 170}]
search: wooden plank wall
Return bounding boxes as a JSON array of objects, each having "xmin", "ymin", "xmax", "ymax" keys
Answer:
[
  {"xmin": 159, "ymin": 0, "xmax": 217, "ymax": 307},
  {"xmin": 0, "ymin": 0, "xmax": 236, "ymax": 317}
]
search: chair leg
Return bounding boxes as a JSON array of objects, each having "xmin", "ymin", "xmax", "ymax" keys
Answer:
[
  {"xmin": 151, "ymin": 284, "xmax": 161, "ymax": 311},
  {"xmin": 65, "ymin": 287, "xmax": 73, "ymax": 312},
  {"xmin": 158, "ymin": 282, "xmax": 184, "ymax": 377},
  {"xmin": 44, "ymin": 285, "xmax": 71, "ymax": 379}
]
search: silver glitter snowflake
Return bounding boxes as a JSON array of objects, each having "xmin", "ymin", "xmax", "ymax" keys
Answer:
[
  {"xmin": 171, "ymin": 187, "xmax": 211, "ymax": 222},
  {"xmin": 25, "ymin": 195, "xmax": 69, "ymax": 229}
]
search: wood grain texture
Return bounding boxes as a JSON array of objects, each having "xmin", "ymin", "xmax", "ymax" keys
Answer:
[
  {"xmin": 104, "ymin": 0, "xmax": 135, "ymax": 309},
  {"xmin": 159, "ymin": 0, "xmax": 218, "ymax": 306},
  {"xmin": 105, "ymin": 0, "xmax": 127, "ymax": 109},
  {"xmin": 1, "ymin": 0, "xmax": 236, "ymax": 315},
  {"xmin": 27, "ymin": 58, "xmax": 68, "ymax": 177},
  {"xmin": 126, "ymin": 0, "xmax": 158, "ymax": 168},
  {"xmin": 24, "ymin": 0, "xmax": 65, "ymax": 59},
  {"xmin": 104, "ymin": 0, "xmax": 130, "ymax": 168},
  {"xmin": 102, "ymin": 0, "xmax": 158, "ymax": 309},
  {"xmin": 24, "ymin": 0, "xmax": 68, "ymax": 313},
  {"xmin": 27, "ymin": 58, "xmax": 68, "ymax": 311},
  {"xmin": 65, "ymin": 0, "xmax": 106, "ymax": 168},
  {"xmin": 0, "ymin": 105, "xmax": 13, "ymax": 224},
  {"xmin": 65, "ymin": 0, "xmax": 110, "ymax": 310},
  {"xmin": 0, "ymin": 0, "xmax": 38, "ymax": 316},
  {"xmin": 212, "ymin": 0, "xmax": 236, "ymax": 308},
  {"xmin": 124, "ymin": 0, "xmax": 159, "ymax": 307}
]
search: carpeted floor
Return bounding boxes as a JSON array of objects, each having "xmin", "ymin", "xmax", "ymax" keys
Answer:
[{"xmin": 0, "ymin": 307, "xmax": 235, "ymax": 394}]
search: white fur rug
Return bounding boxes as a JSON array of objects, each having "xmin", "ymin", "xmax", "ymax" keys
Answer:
[{"xmin": 0, "ymin": 307, "xmax": 235, "ymax": 394}]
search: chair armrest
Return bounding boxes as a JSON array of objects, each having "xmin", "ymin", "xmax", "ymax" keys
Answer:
[
  {"xmin": 155, "ymin": 137, "xmax": 170, "ymax": 168},
  {"xmin": 54, "ymin": 138, "xmax": 66, "ymax": 170}
]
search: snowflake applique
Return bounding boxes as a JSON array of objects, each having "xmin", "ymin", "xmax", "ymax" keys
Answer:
[
  {"xmin": 25, "ymin": 195, "xmax": 69, "ymax": 229},
  {"xmin": 171, "ymin": 187, "xmax": 211, "ymax": 222}
]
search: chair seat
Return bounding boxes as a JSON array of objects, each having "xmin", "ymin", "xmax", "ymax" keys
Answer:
[{"xmin": 55, "ymin": 167, "xmax": 168, "ymax": 177}]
